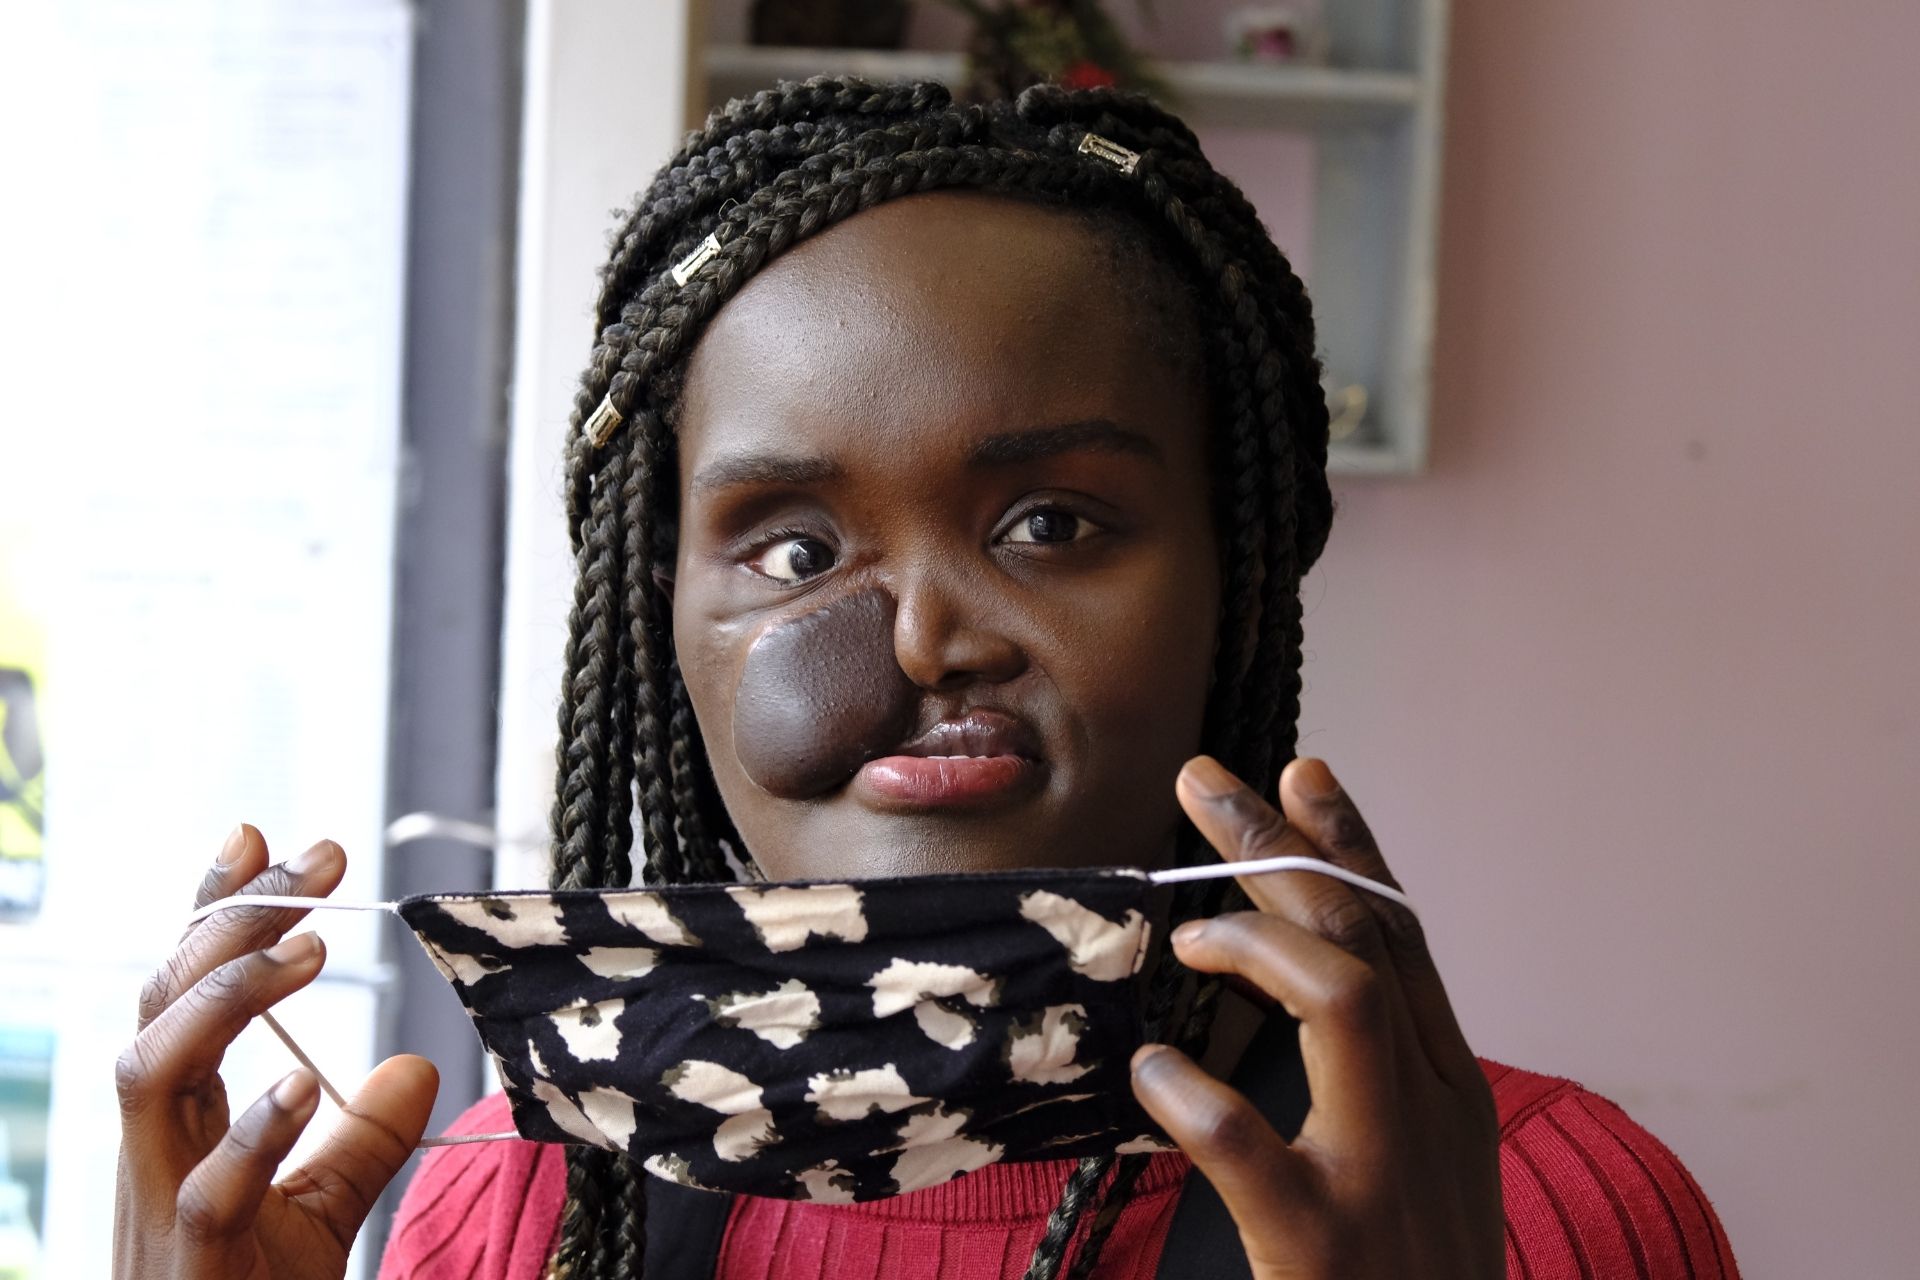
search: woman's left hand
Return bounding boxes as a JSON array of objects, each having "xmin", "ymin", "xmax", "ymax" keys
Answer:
[{"xmin": 1131, "ymin": 755, "xmax": 1504, "ymax": 1279}]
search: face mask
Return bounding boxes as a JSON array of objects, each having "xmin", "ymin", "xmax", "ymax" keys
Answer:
[{"xmin": 193, "ymin": 855, "xmax": 1414, "ymax": 1202}]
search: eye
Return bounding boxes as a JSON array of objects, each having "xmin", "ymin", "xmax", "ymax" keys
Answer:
[
  {"xmin": 749, "ymin": 534, "xmax": 837, "ymax": 584},
  {"xmin": 1002, "ymin": 508, "xmax": 1093, "ymax": 545}
]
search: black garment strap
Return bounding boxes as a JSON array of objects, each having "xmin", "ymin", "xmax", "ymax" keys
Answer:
[
  {"xmin": 1154, "ymin": 1012, "xmax": 1311, "ymax": 1279},
  {"xmin": 643, "ymin": 1175, "xmax": 735, "ymax": 1280}
]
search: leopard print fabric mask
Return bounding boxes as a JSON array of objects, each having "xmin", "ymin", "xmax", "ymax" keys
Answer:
[
  {"xmin": 187, "ymin": 854, "xmax": 1415, "ymax": 1202},
  {"xmin": 399, "ymin": 867, "xmax": 1175, "ymax": 1201}
]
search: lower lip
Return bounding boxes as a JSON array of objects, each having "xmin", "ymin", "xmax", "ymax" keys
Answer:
[{"xmin": 858, "ymin": 755, "xmax": 1040, "ymax": 807}]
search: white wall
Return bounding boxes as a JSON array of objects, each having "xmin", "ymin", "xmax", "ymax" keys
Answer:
[{"xmin": 495, "ymin": 0, "xmax": 696, "ymax": 890}]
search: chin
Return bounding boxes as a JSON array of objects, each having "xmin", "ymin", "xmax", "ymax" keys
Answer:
[{"xmin": 743, "ymin": 799, "xmax": 1135, "ymax": 882}]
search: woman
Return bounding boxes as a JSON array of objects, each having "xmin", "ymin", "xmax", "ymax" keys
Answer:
[{"xmin": 113, "ymin": 80, "xmax": 1740, "ymax": 1279}]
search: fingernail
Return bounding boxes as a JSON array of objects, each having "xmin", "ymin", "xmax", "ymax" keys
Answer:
[
  {"xmin": 266, "ymin": 932, "xmax": 321, "ymax": 963},
  {"xmin": 1170, "ymin": 919, "xmax": 1208, "ymax": 948},
  {"xmin": 1294, "ymin": 758, "xmax": 1340, "ymax": 799},
  {"xmin": 1131, "ymin": 1043, "xmax": 1169, "ymax": 1074},
  {"xmin": 287, "ymin": 840, "xmax": 338, "ymax": 875},
  {"xmin": 1180, "ymin": 756, "xmax": 1239, "ymax": 799},
  {"xmin": 272, "ymin": 1069, "xmax": 318, "ymax": 1111},
  {"xmin": 217, "ymin": 825, "xmax": 250, "ymax": 867}
]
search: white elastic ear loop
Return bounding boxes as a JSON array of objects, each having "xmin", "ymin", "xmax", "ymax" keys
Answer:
[
  {"xmin": 1147, "ymin": 855, "xmax": 1420, "ymax": 918},
  {"xmin": 186, "ymin": 894, "xmax": 519, "ymax": 1147}
]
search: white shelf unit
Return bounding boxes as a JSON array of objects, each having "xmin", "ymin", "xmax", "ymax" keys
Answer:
[
  {"xmin": 709, "ymin": 46, "xmax": 1421, "ymax": 128},
  {"xmin": 698, "ymin": 0, "xmax": 1447, "ymax": 476}
]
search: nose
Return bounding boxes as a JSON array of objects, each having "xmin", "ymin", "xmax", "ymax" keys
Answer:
[{"xmin": 891, "ymin": 567, "xmax": 1026, "ymax": 693}]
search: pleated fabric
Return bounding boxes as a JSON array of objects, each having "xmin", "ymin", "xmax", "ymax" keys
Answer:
[
  {"xmin": 378, "ymin": 1092, "xmax": 567, "ymax": 1280},
  {"xmin": 379, "ymin": 1060, "xmax": 1742, "ymax": 1280},
  {"xmin": 715, "ymin": 1150, "xmax": 1189, "ymax": 1280},
  {"xmin": 1487, "ymin": 1062, "xmax": 1741, "ymax": 1280}
]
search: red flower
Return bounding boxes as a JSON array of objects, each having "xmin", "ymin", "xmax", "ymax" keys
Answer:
[{"xmin": 1059, "ymin": 60, "xmax": 1117, "ymax": 90}]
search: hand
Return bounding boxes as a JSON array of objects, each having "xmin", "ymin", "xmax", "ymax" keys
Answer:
[
  {"xmin": 113, "ymin": 825, "xmax": 439, "ymax": 1280},
  {"xmin": 1131, "ymin": 757, "xmax": 1503, "ymax": 1279}
]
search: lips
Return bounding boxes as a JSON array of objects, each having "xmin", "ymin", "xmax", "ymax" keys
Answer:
[
  {"xmin": 890, "ymin": 710, "xmax": 1044, "ymax": 761},
  {"xmin": 857, "ymin": 710, "xmax": 1046, "ymax": 808}
]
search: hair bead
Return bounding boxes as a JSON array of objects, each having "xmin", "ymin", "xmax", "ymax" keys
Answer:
[
  {"xmin": 670, "ymin": 232, "xmax": 723, "ymax": 286},
  {"xmin": 1076, "ymin": 132, "xmax": 1142, "ymax": 175},
  {"xmin": 584, "ymin": 394, "xmax": 624, "ymax": 448}
]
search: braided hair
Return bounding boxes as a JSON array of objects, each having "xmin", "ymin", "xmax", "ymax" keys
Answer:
[{"xmin": 543, "ymin": 75, "xmax": 1334, "ymax": 1280}]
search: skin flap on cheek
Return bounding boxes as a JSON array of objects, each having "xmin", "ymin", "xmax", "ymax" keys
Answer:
[{"xmin": 730, "ymin": 586, "xmax": 919, "ymax": 798}]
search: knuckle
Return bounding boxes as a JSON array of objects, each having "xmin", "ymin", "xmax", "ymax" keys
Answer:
[
  {"xmin": 113, "ymin": 1043, "xmax": 151, "ymax": 1104},
  {"xmin": 191, "ymin": 860, "xmax": 233, "ymax": 911},
  {"xmin": 136, "ymin": 963, "xmax": 181, "ymax": 1027},
  {"xmin": 1306, "ymin": 893, "xmax": 1382, "ymax": 956},
  {"xmin": 1216, "ymin": 792, "xmax": 1288, "ymax": 859},
  {"xmin": 222, "ymin": 1112, "xmax": 267, "ymax": 1164},
  {"xmin": 1375, "ymin": 898, "xmax": 1422, "ymax": 939},
  {"xmin": 1190, "ymin": 1095, "xmax": 1266, "ymax": 1165},
  {"xmin": 250, "ymin": 862, "xmax": 300, "ymax": 897},
  {"xmin": 1323, "ymin": 808, "xmax": 1375, "ymax": 856},
  {"xmin": 173, "ymin": 1183, "xmax": 229, "ymax": 1245},
  {"xmin": 196, "ymin": 955, "xmax": 260, "ymax": 1011},
  {"xmin": 1379, "ymin": 905, "xmax": 1433, "ymax": 963}
]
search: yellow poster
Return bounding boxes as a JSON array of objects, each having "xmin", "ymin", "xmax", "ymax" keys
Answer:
[{"xmin": 0, "ymin": 516, "xmax": 45, "ymax": 922}]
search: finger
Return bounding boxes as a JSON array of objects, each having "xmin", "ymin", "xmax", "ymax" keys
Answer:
[
  {"xmin": 1170, "ymin": 911, "xmax": 1398, "ymax": 1157},
  {"xmin": 120, "ymin": 934, "xmax": 327, "ymax": 1135},
  {"xmin": 174, "ymin": 1070, "xmax": 321, "ymax": 1263},
  {"xmin": 1279, "ymin": 759, "xmax": 1480, "ymax": 1088},
  {"xmin": 1130, "ymin": 1044, "xmax": 1318, "ymax": 1255},
  {"xmin": 276, "ymin": 1054, "xmax": 439, "ymax": 1248},
  {"xmin": 1176, "ymin": 757, "xmax": 1393, "ymax": 972},
  {"xmin": 190, "ymin": 823, "xmax": 268, "ymax": 913},
  {"xmin": 141, "ymin": 836, "xmax": 344, "ymax": 1031},
  {"xmin": 1276, "ymin": 760, "xmax": 1422, "ymax": 947}
]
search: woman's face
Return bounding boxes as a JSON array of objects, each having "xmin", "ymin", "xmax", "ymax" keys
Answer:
[{"xmin": 671, "ymin": 191, "xmax": 1219, "ymax": 880}]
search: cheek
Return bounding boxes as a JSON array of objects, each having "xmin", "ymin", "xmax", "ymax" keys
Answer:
[
  {"xmin": 673, "ymin": 601, "xmax": 747, "ymax": 800},
  {"xmin": 1033, "ymin": 544, "xmax": 1221, "ymax": 758}
]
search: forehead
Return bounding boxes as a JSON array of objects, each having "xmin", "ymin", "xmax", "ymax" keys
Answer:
[{"xmin": 676, "ymin": 191, "xmax": 1203, "ymax": 474}]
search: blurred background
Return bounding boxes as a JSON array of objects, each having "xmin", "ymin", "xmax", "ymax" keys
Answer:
[{"xmin": 0, "ymin": 1, "xmax": 1913, "ymax": 1276}]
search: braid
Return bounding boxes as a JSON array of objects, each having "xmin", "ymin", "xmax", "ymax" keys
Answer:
[
  {"xmin": 548, "ymin": 1147, "xmax": 614, "ymax": 1280},
  {"xmin": 545, "ymin": 76, "xmax": 1334, "ymax": 1280},
  {"xmin": 610, "ymin": 1160, "xmax": 648, "ymax": 1280},
  {"xmin": 1065, "ymin": 1154, "xmax": 1151, "ymax": 1280},
  {"xmin": 550, "ymin": 444, "xmax": 631, "ymax": 893},
  {"xmin": 1022, "ymin": 1156, "xmax": 1115, "ymax": 1280},
  {"xmin": 620, "ymin": 412, "xmax": 676, "ymax": 885}
]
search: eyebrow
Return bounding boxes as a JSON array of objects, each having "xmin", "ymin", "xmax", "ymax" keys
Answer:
[
  {"xmin": 690, "ymin": 453, "xmax": 846, "ymax": 495},
  {"xmin": 688, "ymin": 419, "xmax": 1163, "ymax": 495},
  {"xmin": 967, "ymin": 419, "xmax": 1164, "ymax": 468}
]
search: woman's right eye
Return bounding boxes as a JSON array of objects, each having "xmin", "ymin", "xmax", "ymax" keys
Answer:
[{"xmin": 748, "ymin": 535, "xmax": 836, "ymax": 584}]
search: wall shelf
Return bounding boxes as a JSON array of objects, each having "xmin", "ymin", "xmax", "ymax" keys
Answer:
[
  {"xmin": 698, "ymin": 0, "xmax": 1448, "ymax": 476},
  {"xmin": 707, "ymin": 46, "xmax": 1421, "ymax": 129}
]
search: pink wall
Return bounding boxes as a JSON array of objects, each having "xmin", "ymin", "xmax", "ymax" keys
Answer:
[
  {"xmin": 703, "ymin": 0, "xmax": 1919, "ymax": 1266},
  {"xmin": 1299, "ymin": 2, "xmax": 1920, "ymax": 1274}
]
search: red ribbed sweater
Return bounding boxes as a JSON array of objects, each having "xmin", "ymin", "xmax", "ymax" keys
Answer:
[{"xmin": 378, "ymin": 1059, "xmax": 1739, "ymax": 1279}]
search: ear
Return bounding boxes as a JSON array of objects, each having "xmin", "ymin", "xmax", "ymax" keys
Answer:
[{"xmin": 652, "ymin": 567, "xmax": 676, "ymax": 605}]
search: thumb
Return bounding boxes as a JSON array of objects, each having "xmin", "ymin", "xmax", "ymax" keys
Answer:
[{"xmin": 281, "ymin": 1054, "xmax": 439, "ymax": 1247}]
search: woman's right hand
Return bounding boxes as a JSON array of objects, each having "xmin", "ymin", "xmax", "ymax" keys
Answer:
[{"xmin": 113, "ymin": 824, "xmax": 439, "ymax": 1280}]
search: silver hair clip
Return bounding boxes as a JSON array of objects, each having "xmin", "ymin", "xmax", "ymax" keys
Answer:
[
  {"xmin": 671, "ymin": 232, "xmax": 722, "ymax": 286},
  {"xmin": 1077, "ymin": 132, "xmax": 1141, "ymax": 175},
  {"xmin": 585, "ymin": 394, "xmax": 624, "ymax": 448}
]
